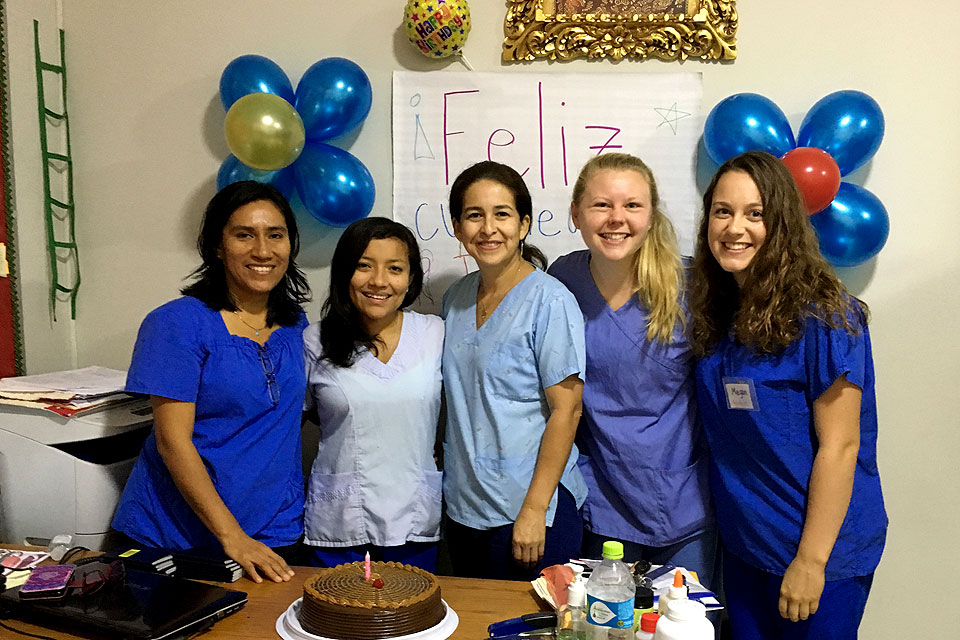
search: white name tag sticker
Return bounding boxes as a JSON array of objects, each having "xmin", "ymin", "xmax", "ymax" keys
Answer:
[{"xmin": 723, "ymin": 377, "xmax": 759, "ymax": 411}]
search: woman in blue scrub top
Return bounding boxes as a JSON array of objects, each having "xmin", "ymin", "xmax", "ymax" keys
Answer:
[
  {"xmin": 112, "ymin": 181, "xmax": 311, "ymax": 583},
  {"xmin": 549, "ymin": 153, "xmax": 715, "ymax": 584},
  {"xmin": 690, "ymin": 151, "xmax": 886, "ymax": 639},
  {"xmin": 303, "ymin": 217, "xmax": 443, "ymax": 572},
  {"xmin": 442, "ymin": 161, "xmax": 587, "ymax": 580}
]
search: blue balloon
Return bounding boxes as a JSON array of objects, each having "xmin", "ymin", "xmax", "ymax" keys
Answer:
[
  {"xmin": 219, "ymin": 55, "xmax": 294, "ymax": 111},
  {"xmin": 295, "ymin": 57, "xmax": 372, "ymax": 141},
  {"xmin": 703, "ymin": 93, "xmax": 796, "ymax": 165},
  {"xmin": 217, "ymin": 154, "xmax": 295, "ymax": 200},
  {"xmin": 293, "ymin": 143, "xmax": 375, "ymax": 227},
  {"xmin": 810, "ymin": 182, "xmax": 889, "ymax": 267},
  {"xmin": 798, "ymin": 90, "xmax": 884, "ymax": 176}
]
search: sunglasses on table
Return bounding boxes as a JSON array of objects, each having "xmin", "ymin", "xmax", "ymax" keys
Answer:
[{"xmin": 67, "ymin": 559, "xmax": 126, "ymax": 597}]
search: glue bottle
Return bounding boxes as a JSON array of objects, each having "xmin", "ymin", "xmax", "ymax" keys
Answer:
[
  {"xmin": 657, "ymin": 570, "xmax": 687, "ymax": 616},
  {"xmin": 557, "ymin": 579, "xmax": 588, "ymax": 640},
  {"xmin": 652, "ymin": 600, "xmax": 713, "ymax": 640}
]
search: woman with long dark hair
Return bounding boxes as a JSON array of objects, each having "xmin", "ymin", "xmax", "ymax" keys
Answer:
[
  {"xmin": 113, "ymin": 181, "xmax": 311, "ymax": 583},
  {"xmin": 303, "ymin": 217, "xmax": 443, "ymax": 571},
  {"xmin": 691, "ymin": 151, "xmax": 886, "ymax": 638},
  {"xmin": 441, "ymin": 161, "xmax": 587, "ymax": 580}
]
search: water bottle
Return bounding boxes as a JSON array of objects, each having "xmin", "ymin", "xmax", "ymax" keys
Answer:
[{"xmin": 586, "ymin": 541, "xmax": 636, "ymax": 640}]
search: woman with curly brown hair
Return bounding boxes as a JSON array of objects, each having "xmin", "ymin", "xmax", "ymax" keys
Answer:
[{"xmin": 690, "ymin": 151, "xmax": 886, "ymax": 640}]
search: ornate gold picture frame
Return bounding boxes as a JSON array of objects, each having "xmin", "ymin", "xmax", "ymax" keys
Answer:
[{"xmin": 503, "ymin": 0, "xmax": 737, "ymax": 62}]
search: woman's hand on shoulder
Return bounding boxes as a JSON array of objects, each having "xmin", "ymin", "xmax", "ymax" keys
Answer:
[
  {"xmin": 220, "ymin": 531, "xmax": 295, "ymax": 584},
  {"xmin": 512, "ymin": 504, "xmax": 547, "ymax": 568}
]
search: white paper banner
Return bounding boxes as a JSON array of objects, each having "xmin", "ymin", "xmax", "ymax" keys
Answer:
[{"xmin": 392, "ymin": 70, "xmax": 703, "ymax": 312}]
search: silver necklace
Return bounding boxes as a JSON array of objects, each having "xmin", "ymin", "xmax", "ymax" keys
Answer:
[{"xmin": 233, "ymin": 309, "xmax": 267, "ymax": 336}]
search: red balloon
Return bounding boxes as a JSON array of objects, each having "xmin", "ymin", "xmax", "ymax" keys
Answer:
[{"xmin": 781, "ymin": 147, "xmax": 842, "ymax": 215}]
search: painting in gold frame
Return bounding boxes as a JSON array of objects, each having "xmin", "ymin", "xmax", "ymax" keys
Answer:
[{"xmin": 503, "ymin": 0, "xmax": 737, "ymax": 62}]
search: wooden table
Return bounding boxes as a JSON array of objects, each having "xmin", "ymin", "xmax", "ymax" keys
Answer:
[{"xmin": 1, "ymin": 568, "xmax": 548, "ymax": 640}]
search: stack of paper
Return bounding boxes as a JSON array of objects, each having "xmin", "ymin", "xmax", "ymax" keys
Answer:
[
  {"xmin": 0, "ymin": 366, "xmax": 135, "ymax": 417},
  {"xmin": 0, "ymin": 550, "xmax": 50, "ymax": 589}
]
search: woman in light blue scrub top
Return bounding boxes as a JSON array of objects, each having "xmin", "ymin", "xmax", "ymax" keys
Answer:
[
  {"xmin": 441, "ymin": 161, "xmax": 587, "ymax": 580},
  {"xmin": 303, "ymin": 217, "xmax": 443, "ymax": 572},
  {"xmin": 548, "ymin": 153, "xmax": 715, "ymax": 586},
  {"xmin": 690, "ymin": 151, "xmax": 886, "ymax": 640}
]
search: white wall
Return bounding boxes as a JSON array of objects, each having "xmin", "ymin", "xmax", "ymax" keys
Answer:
[
  {"xmin": 6, "ymin": 0, "xmax": 77, "ymax": 372},
  {"xmin": 5, "ymin": 1, "xmax": 958, "ymax": 636}
]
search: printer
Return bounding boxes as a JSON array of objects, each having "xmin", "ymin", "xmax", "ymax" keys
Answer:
[{"xmin": 0, "ymin": 397, "xmax": 152, "ymax": 550}]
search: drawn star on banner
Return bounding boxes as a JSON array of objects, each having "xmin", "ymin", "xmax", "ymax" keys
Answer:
[{"xmin": 654, "ymin": 103, "xmax": 692, "ymax": 135}]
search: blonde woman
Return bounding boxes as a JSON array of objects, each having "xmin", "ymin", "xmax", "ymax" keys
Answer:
[{"xmin": 549, "ymin": 153, "xmax": 714, "ymax": 582}]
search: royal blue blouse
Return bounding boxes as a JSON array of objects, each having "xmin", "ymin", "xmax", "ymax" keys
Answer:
[{"xmin": 112, "ymin": 296, "xmax": 307, "ymax": 549}]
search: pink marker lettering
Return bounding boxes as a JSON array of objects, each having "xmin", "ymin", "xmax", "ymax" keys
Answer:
[
  {"xmin": 585, "ymin": 125, "xmax": 623, "ymax": 155},
  {"xmin": 443, "ymin": 89, "xmax": 480, "ymax": 184}
]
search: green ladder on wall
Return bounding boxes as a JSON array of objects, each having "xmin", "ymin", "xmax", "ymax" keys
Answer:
[{"xmin": 33, "ymin": 20, "xmax": 79, "ymax": 320}]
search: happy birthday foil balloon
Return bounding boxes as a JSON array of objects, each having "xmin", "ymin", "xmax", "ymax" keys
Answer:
[{"xmin": 403, "ymin": 0, "xmax": 471, "ymax": 59}]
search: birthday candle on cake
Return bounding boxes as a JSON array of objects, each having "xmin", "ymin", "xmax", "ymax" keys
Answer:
[{"xmin": 364, "ymin": 551, "xmax": 371, "ymax": 580}]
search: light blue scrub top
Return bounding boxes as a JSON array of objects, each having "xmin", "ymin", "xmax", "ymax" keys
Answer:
[
  {"xmin": 695, "ymin": 310, "xmax": 887, "ymax": 580},
  {"xmin": 113, "ymin": 296, "xmax": 306, "ymax": 549},
  {"xmin": 549, "ymin": 251, "xmax": 713, "ymax": 546},
  {"xmin": 303, "ymin": 311, "xmax": 444, "ymax": 548},
  {"xmin": 441, "ymin": 268, "xmax": 588, "ymax": 530}
]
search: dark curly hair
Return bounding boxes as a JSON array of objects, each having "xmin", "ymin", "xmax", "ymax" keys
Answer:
[
  {"xmin": 690, "ymin": 151, "xmax": 867, "ymax": 356},
  {"xmin": 319, "ymin": 217, "xmax": 424, "ymax": 367},
  {"xmin": 448, "ymin": 161, "xmax": 547, "ymax": 270},
  {"xmin": 181, "ymin": 181, "xmax": 310, "ymax": 327}
]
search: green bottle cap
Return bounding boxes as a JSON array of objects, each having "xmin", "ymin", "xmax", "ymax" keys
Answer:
[{"xmin": 601, "ymin": 541, "xmax": 624, "ymax": 559}]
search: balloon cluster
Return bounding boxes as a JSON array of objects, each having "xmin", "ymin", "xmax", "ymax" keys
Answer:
[
  {"xmin": 703, "ymin": 91, "xmax": 888, "ymax": 267},
  {"xmin": 217, "ymin": 55, "xmax": 376, "ymax": 227}
]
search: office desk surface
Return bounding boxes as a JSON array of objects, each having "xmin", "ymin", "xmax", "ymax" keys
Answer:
[{"xmin": 1, "ymin": 570, "xmax": 547, "ymax": 640}]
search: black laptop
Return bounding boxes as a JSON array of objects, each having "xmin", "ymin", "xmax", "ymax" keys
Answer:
[{"xmin": 0, "ymin": 564, "xmax": 247, "ymax": 639}]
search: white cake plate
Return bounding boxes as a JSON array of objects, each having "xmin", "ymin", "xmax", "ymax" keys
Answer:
[{"xmin": 276, "ymin": 598, "xmax": 459, "ymax": 640}]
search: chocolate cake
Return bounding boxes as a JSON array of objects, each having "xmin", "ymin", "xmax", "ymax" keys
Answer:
[{"xmin": 298, "ymin": 561, "xmax": 445, "ymax": 639}]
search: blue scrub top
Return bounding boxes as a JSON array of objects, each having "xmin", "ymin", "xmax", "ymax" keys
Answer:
[
  {"xmin": 112, "ymin": 296, "xmax": 307, "ymax": 549},
  {"xmin": 441, "ymin": 269, "xmax": 588, "ymax": 530},
  {"xmin": 549, "ymin": 251, "xmax": 712, "ymax": 546},
  {"xmin": 695, "ymin": 311, "xmax": 887, "ymax": 580}
]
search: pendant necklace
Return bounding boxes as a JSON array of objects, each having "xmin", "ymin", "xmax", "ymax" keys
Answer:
[
  {"xmin": 478, "ymin": 260, "xmax": 523, "ymax": 324},
  {"xmin": 233, "ymin": 309, "xmax": 268, "ymax": 336}
]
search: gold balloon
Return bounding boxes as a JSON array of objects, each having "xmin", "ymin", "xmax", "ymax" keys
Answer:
[{"xmin": 224, "ymin": 93, "xmax": 305, "ymax": 171}]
